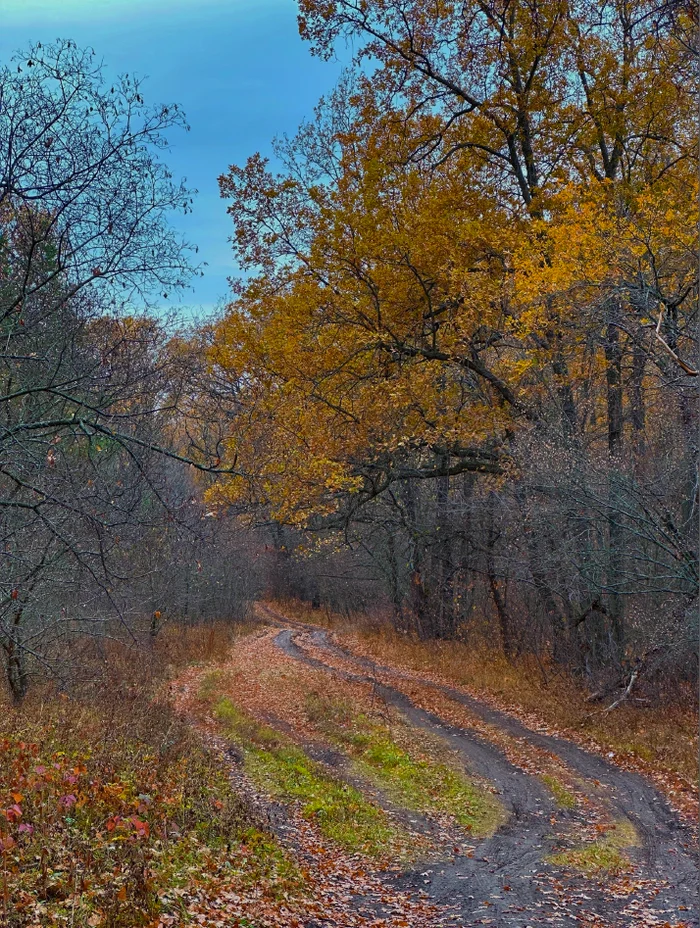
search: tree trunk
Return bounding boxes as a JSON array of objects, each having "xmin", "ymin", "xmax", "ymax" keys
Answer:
[
  {"xmin": 3, "ymin": 609, "xmax": 28, "ymax": 704},
  {"xmin": 630, "ymin": 342, "xmax": 646, "ymax": 465},
  {"xmin": 385, "ymin": 528, "xmax": 405, "ymax": 629},
  {"xmin": 603, "ymin": 309, "xmax": 625, "ymax": 660},
  {"xmin": 604, "ymin": 318, "xmax": 624, "ymax": 456},
  {"xmin": 402, "ymin": 480, "xmax": 429, "ymax": 638},
  {"xmin": 485, "ymin": 493, "xmax": 513, "ymax": 658}
]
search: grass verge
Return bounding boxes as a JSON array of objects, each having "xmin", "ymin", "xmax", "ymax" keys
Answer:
[
  {"xmin": 540, "ymin": 774, "xmax": 577, "ymax": 809},
  {"xmin": 211, "ymin": 693, "xmax": 416, "ymax": 860}
]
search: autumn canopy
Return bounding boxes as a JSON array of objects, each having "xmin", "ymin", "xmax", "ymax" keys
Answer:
[{"xmin": 210, "ymin": 0, "xmax": 696, "ymax": 526}]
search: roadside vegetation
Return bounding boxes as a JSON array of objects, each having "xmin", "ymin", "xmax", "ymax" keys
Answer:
[
  {"xmin": 0, "ymin": 625, "xmax": 304, "ymax": 928},
  {"xmin": 194, "ymin": 630, "xmax": 508, "ymax": 858}
]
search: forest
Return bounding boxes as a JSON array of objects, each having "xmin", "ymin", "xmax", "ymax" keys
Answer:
[{"xmin": 0, "ymin": 2, "xmax": 697, "ymax": 927}]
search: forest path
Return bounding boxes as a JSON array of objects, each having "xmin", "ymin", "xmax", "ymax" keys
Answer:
[{"xmin": 177, "ymin": 604, "xmax": 697, "ymax": 927}]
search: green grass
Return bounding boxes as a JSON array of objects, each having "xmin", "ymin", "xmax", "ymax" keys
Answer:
[
  {"xmin": 304, "ymin": 694, "xmax": 505, "ymax": 837},
  {"xmin": 211, "ymin": 696, "xmax": 415, "ymax": 859},
  {"xmin": 547, "ymin": 818, "xmax": 638, "ymax": 876},
  {"xmin": 540, "ymin": 774, "xmax": 577, "ymax": 809}
]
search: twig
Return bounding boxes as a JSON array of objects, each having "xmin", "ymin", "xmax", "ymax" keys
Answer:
[
  {"xmin": 603, "ymin": 669, "xmax": 639, "ymax": 713},
  {"xmin": 650, "ymin": 307, "xmax": 698, "ymax": 376}
]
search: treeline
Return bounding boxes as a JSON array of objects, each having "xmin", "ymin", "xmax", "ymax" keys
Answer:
[
  {"xmin": 0, "ymin": 42, "xmax": 257, "ymax": 700},
  {"xmin": 203, "ymin": 0, "xmax": 698, "ymax": 693},
  {"xmin": 2, "ymin": 4, "xmax": 698, "ymax": 702}
]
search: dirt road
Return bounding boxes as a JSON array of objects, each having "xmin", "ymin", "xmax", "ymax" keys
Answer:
[{"xmin": 182, "ymin": 604, "xmax": 698, "ymax": 927}]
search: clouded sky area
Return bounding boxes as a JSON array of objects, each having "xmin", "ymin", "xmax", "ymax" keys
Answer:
[{"xmin": 1, "ymin": 0, "xmax": 344, "ymax": 317}]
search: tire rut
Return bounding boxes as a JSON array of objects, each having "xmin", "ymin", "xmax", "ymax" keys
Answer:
[
  {"xmin": 313, "ymin": 629, "xmax": 697, "ymax": 887},
  {"xmin": 265, "ymin": 611, "xmax": 698, "ymax": 926}
]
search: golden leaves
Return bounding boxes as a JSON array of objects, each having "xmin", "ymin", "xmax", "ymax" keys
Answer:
[{"xmin": 205, "ymin": 0, "xmax": 698, "ymax": 524}]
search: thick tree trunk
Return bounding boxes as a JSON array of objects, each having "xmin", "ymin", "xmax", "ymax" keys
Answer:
[
  {"xmin": 487, "ymin": 567, "xmax": 512, "ymax": 659},
  {"xmin": 402, "ymin": 481, "xmax": 429, "ymax": 638},
  {"xmin": 552, "ymin": 353, "xmax": 578, "ymax": 439},
  {"xmin": 630, "ymin": 343, "xmax": 646, "ymax": 464},
  {"xmin": 385, "ymin": 528, "xmax": 405, "ymax": 629}
]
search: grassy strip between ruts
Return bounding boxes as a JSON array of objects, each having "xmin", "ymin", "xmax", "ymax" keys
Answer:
[
  {"xmin": 304, "ymin": 693, "xmax": 505, "ymax": 837},
  {"xmin": 547, "ymin": 818, "xmax": 639, "ymax": 876},
  {"xmin": 209, "ymin": 693, "xmax": 418, "ymax": 861},
  {"xmin": 540, "ymin": 774, "xmax": 577, "ymax": 809}
]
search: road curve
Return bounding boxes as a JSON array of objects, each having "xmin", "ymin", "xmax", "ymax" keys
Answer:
[{"xmin": 262, "ymin": 605, "xmax": 697, "ymax": 927}]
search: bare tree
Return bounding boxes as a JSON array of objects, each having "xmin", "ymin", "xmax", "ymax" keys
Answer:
[{"xmin": 0, "ymin": 40, "xmax": 201, "ymax": 699}]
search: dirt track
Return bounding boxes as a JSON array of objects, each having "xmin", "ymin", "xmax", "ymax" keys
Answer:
[{"xmin": 257, "ymin": 604, "xmax": 697, "ymax": 927}]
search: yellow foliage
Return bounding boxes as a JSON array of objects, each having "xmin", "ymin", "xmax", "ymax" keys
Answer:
[{"xmin": 201, "ymin": 0, "xmax": 697, "ymax": 524}]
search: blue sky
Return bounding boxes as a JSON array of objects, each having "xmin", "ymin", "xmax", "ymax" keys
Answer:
[{"xmin": 1, "ymin": 0, "xmax": 344, "ymax": 318}]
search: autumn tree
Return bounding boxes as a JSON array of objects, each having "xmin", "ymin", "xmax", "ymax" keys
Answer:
[{"xmin": 204, "ymin": 0, "xmax": 697, "ymax": 682}]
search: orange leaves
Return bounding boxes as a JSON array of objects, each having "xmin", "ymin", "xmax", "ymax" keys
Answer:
[
  {"xmin": 204, "ymin": 0, "xmax": 699, "ymax": 533},
  {"xmin": 212, "ymin": 134, "xmax": 522, "ymax": 521}
]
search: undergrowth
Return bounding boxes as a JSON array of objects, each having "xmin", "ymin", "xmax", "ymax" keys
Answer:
[{"xmin": 0, "ymin": 620, "xmax": 301, "ymax": 927}]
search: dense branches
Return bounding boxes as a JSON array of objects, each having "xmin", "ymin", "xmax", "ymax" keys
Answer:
[
  {"xmin": 204, "ymin": 0, "xmax": 698, "ymax": 686},
  {"xmin": 0, "ymin": 41, "xmax": 221, "ymax": 699}
]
